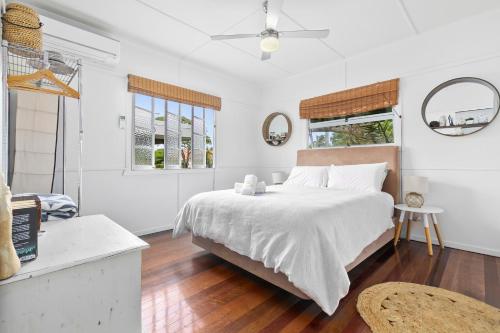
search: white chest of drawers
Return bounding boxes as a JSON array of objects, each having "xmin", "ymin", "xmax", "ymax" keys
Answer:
[{"xmin": 0, "ymin": 215, "xmax": 149, "ymax": 333}]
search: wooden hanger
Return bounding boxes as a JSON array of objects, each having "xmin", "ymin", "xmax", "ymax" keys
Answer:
[{"xmin": 7, "ymin": 69, "xmax": 80, "ymax": 99}]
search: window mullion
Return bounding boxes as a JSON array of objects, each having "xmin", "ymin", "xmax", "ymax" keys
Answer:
[
  {"xmin": 213, "ymin": 111, "xmax": 216, "ymax": 169},
  {"xmin": 203, "ymin": 108, "xmax": 206, "ymax": 168},
  {"xmin": 190, "ymin": 105, "xmax": 194, "ymax": 169},
  {"xmin": 150, "ymin": 97, "xmax": 155, "ymax": 168},
  {"xmin": 163, "ymin": 99, "xmax": 166, "ymax": 169},
  {"xmin": 177, "ymin": 102, "xmax": 181, "ymax": 168},
  {"xmin": 132, "ymin": 94, "xmax": 136, "ymax": 167}
]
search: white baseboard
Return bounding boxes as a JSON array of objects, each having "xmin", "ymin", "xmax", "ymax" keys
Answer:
[
  {"xmin": 133, "ymin": 225, "xmax": 173, "ymax": 237},
  {"xmin": 410, "ymin": 235, "xmax": 500, "ymax": 257}
]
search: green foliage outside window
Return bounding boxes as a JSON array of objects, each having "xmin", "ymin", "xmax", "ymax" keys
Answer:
[
  {"xmin": 155, "ymin": 149, "xmax": 164, "ymax": 169},
  {"xmin": 205, "ymin": 136, "xmax": 213, "ymax": 168},
  {"xmin": 309, "ymin": 108, "xmax": 394, "ymax": 148},
  {"xmin": 309, "ymin": 119, "xmax": 393, "ymax": 148},
  {"xmin": 181, "ymin": 137, "xmax": 191, "ymax": 169},
  {"xmin": 333, "ymin": 119, "xmax": 393, "ymax": 146}
]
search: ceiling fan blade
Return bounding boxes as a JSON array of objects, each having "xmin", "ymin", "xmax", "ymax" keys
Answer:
[
  {"xmin": 265, "ymin": 0, "xmax": 284, "ymax": 30},
  {"xmin": 279, "ymin": 29, "xmax": 330, "ymax": 39},
  {"xmin": 211, "ymin": 33, "xmax": 260, "ymax": 40},
  {"xmin": 261, "ymin": 52, "xmax": 271, "ymax": 61}
]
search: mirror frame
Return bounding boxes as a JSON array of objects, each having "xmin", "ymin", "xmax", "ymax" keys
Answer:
[
  {"xmin": 421, "ymin": 77, "xmax": 500, "ymax": 137},
  {"xmin": 262, "ymin": 112, "xmax": 292, "ymax": 146}
]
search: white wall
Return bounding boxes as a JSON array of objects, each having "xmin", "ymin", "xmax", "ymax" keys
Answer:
[
  {"xmin": 2, "ymin": 7, "xmax": 500, "ymax": 256},
  {"xmin": 77, "ymin": 39, "xmax": 261, "ymax": 235},
  {"xmin": 256, "ymin": 10, "xmax": 500, "ymax": 256}
]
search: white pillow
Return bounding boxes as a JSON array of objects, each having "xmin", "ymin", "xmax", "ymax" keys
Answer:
[
  {"xmin": 284, "ymin": 166, "xmax": 329, "ymax": 188},
  {"xmin": 327, "ymin": 162, "xmax": 388, "ymax": 192}
]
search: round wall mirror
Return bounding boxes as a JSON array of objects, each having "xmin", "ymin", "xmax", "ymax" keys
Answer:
[
  {"xmin": 262, "ymin": 112, "xmax": 292, "ymax": 146},
  {"xmin": 422, "ymin": 77, "xmax": 500, "ymax": 136}
]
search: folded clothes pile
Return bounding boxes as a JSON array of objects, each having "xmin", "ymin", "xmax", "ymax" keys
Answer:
[
  {"xmin": 234, "ymin": 174, "xmax": 266, "ymax": 196},
  {"xmin": 37, "ymin": 194, "xmax": 78, "ymax": 221}
]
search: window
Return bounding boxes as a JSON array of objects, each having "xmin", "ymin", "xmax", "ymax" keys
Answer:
[
  {"xmin": 308, "ymin": 108, "xmax": 394, "ymax": 148},
  {"xmin": 133, "ymin": 93, "xmax": 215, "ymax": 169}
]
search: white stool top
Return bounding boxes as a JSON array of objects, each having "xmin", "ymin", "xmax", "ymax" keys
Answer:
[{"xmin": 395, "ymin": 204, "xmax": 444, "ymax": 214}]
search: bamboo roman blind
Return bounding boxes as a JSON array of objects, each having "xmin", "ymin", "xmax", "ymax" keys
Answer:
[
  {"xmin": 299, "ymin": 78, "xmax": 399, "ymax": 119},
  {"xmin": 128, "ymin": 74, "xmax": 221, "ymax": 111}
]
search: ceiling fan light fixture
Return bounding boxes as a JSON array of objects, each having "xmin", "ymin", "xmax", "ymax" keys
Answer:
[
  {"xmin": 208, "ymin": 2, "xmax": 330, "ymax": 61},
  {"xmin": 260, "ymin": 35, "xmax": 279, "ymax": 53}
]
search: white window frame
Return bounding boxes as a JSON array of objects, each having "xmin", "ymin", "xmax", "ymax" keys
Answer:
[
  {"xmin": 131, "ymin": 94, "xmax": 216, "ymax": 171},
  {"xmin": 307, "ymin": 108, "xmax": 399, "ymax": 148},
  {"xmin": 131, "ymin": 94, "xmax": 154, "ymax": 170}
]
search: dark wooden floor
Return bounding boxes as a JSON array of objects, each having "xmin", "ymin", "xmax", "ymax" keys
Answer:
[{"xmin": 141, "ymin": 231, "xmax": 500, "ymax": 333}]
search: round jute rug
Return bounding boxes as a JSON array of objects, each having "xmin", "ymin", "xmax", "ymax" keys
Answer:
[{"xmin": 357, "ymin": 282, "xmax": 500, "ymax": 333}]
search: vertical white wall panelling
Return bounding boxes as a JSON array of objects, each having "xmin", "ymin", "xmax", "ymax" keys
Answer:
[
  {"xmin": 77, "ymin": 39, "xmax": 261, "ymax": 235},
  {"xmin": 256, "ymin": 10, "xmax": 500, "ymax": 256}
]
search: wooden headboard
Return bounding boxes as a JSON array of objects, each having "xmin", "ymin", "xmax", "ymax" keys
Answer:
[{"xmin": 297, "ymin": 146, "xmax": 400, "ymax": 202}]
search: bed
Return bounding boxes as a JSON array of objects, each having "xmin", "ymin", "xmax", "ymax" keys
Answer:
[{"xmin": 173, "ymin": 146, "xmax": 400, "ymax": 315}]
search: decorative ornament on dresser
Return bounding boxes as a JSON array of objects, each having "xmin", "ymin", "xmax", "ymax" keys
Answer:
[
  {"xmin": 0, "ymin": 173, "xmax": 21, "ymax": 280},
  {"xmin": 404, "ymin": 176, "xmax": 428, "ymax": 208}
]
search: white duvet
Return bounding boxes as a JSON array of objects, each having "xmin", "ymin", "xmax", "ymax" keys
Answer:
[{"xmin": 173, "ymin": 184, "xmax": 394, "ymax": 315}]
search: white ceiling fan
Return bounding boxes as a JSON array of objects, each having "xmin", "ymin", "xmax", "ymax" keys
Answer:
[{"xmin": 210, "ymin": 0, "xmax": 330, "ymax": 61}]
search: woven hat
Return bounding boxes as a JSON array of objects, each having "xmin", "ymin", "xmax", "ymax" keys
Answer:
[{"xmin": 2, "ymin": 3, "xmax": 43, "ymax": 56}]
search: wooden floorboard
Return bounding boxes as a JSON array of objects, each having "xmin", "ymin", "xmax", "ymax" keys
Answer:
[{"xmin": 141, "ymin": 231, "xmax": 500, "ymax": 333}]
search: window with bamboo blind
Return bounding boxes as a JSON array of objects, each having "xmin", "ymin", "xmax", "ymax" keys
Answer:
[
  {"xmin": 304, "ymin": 79, "xmax": 400, "ymax": 148},
  {"xmin": 300, "ymin": 79, "xmax": 399, "ymax": 120},
  {"xmin": 128, "ymin": 74, "xmax": 221, "ymax": 111},
  {"xmin": 128, "ymin": 75, "xmax": 218, "ymax": 170}
]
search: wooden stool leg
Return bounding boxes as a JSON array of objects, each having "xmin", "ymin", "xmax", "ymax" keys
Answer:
[
  {"xmin": 406, "ymin": 212, "xmax": 413, "ymax": 241},
  {"xmin": 394, "ymin": 210, "xmax": 405, "ymax": 246},
  {"xmin": 431, "ymin": 213, "xmax": 444, "ymax": 249},
  {"xmin": 423, "ymin": 214, "xmax": 433, "ymax": 256}
]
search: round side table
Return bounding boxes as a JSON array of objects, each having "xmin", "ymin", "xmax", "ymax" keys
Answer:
[{"xmin": 394, "ymin": 204, "xmax": 444, "ymax": 256}]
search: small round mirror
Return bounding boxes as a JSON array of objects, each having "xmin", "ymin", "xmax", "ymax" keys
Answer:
[
  {"xmin": 422, "ymin": 77, "xmax": 500, "ymax": 136},
  {"xmin": 262, "ymin": 112, "xmax": 292, "ymax": 146}
]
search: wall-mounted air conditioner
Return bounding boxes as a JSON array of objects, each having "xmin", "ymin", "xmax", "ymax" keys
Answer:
[{"xmin": 39, "ymin": 15, "xmax": 120, "ymax": 65}]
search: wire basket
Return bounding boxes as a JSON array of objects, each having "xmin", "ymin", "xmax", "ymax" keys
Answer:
[{"xmin": 4, "ymin": 42, "xmax": 79, "ymax": 96}]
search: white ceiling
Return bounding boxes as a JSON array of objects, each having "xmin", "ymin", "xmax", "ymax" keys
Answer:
[{"xmin": 23, "ymin": 0, "xmax": 500, "ymax": 83}]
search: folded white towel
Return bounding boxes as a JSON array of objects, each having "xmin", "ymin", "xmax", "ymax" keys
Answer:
[
  {"xmin": 235, "ymin": 175, "xmax": 263, "ymax": 196},
  {"xmin": 241, "ymin": 183, "xmax": 255, "ymax": 196},
  {"xmin": 240, "ymin": 174, "xmax": 258, "ymax": 196},
  {"xmin": 256, "ymin": 181, "xmax": 266, "ymax": 194},
  {"xmin": 244, "ymin": 174, "xmax": 258, "ymax": 187},
  {"xmin": 234, "ymin": 182, "xmax": 243, "ymax": 193}
]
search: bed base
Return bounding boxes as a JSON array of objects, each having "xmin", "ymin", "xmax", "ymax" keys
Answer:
[
  {"xmin": 193, "ymin": 146, "xmax": 400, "ymax": 300},
  {"xmin": 192, "ymin": 225, "xmax": 395, "ymax": 300}
]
